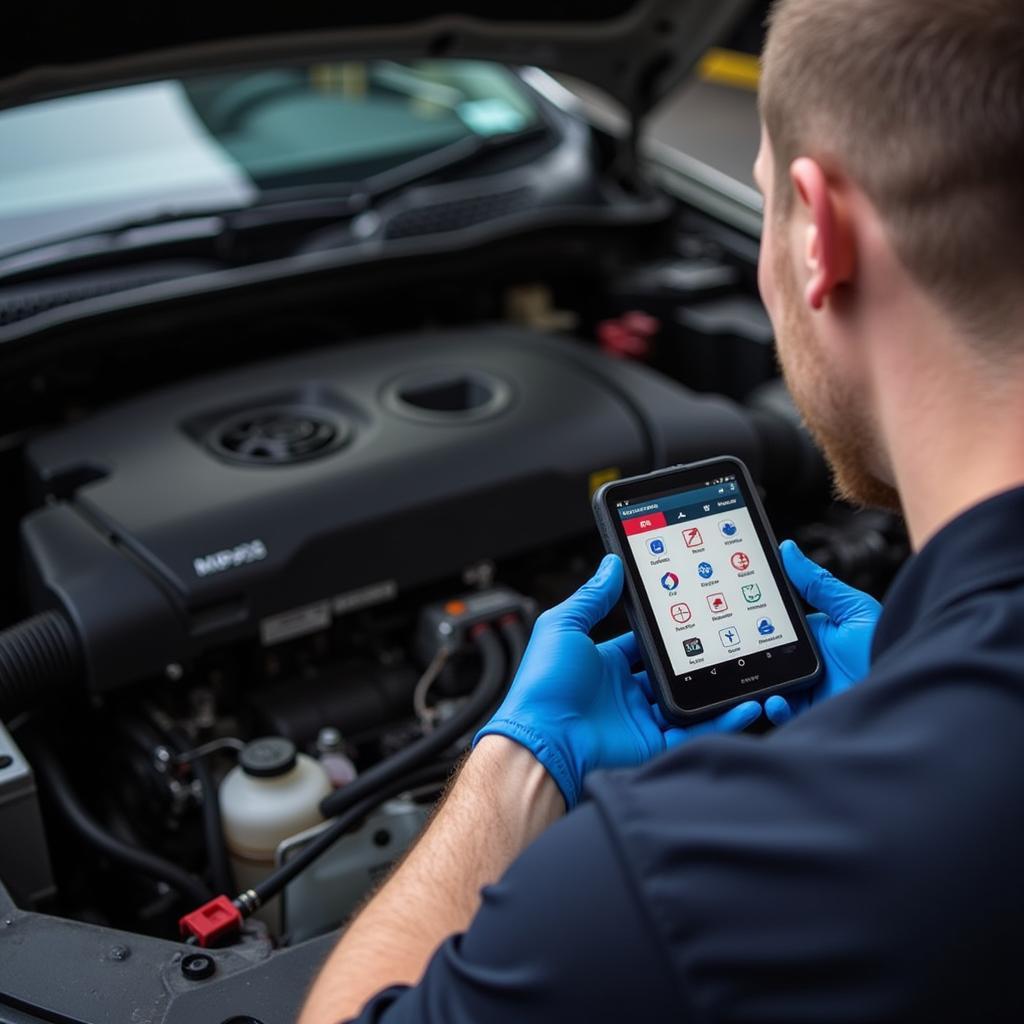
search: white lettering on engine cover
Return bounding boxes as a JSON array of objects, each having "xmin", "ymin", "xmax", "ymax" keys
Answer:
[{"xmin": 193, "ymin": 539, "xmax": 267, "ymax": 577}]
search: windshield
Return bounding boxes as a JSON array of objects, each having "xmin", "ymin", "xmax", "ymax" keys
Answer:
[{"xmin": 0, "ymin": 60, "xmax": 541, "ymax": 257}]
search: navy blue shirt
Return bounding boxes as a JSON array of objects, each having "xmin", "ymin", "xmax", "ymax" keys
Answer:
[{"xmin": 351, "ymin": 487, "xmax": 1024, "ymax": 1022}]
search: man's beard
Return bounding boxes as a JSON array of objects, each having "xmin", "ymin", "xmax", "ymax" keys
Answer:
[{"xmin": 773, "ymin": 249, "xmax": 902, "ymax": 513}]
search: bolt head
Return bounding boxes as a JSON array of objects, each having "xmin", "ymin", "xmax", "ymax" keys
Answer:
[{"xmin": 181, "ymin": 952, "xmax": 216, "ymax": 980}]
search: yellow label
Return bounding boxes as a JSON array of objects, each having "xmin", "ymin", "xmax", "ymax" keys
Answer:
[
  {"xmin": 588, "ymin": 467, "xmax": 621, "ymax": 497},
  {"xmin": 698, "ymin": 48, "xmax": 761, "ymax": 92}
]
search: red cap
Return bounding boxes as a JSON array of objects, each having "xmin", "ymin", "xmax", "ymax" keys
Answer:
[
  {"xmin": 597, "ymin": 311, "xmax": 660, "ymax": 360},
  {"xmin": 179, "ymin": 895, "xmax": 242, "ymax": 947}
]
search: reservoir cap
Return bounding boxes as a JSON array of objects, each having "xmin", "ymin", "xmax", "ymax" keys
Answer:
[{"xmin": 240, "ymin": 736, "xmax": 297, "ymax": 778}]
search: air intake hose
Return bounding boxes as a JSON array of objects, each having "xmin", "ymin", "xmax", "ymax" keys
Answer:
[{"xmin": 0, "ymin": 610, "xmax": 82, "ymax": 721}]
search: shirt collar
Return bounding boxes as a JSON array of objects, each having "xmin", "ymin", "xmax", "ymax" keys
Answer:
[{"xmin": 872, "ymin": 484, "xmax": 1024, "ymax": 659}]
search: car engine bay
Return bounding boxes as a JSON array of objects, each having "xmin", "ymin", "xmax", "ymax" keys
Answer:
[{"xmin": 0, "ymin": 145, "xmax": 908, "ymax": 1024}]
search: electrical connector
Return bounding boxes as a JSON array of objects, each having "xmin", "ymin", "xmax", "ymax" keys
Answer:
[
  {"xmin": 416, "ymin": 587, "xmax": 536, "ymax": 662},
  {"xmin": 179, "ymin": 895, "xmax": 242, "ymax": 947}
]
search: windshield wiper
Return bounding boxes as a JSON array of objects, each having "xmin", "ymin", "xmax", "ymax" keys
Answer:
[{"xmin": 0, "ymin": 126, "xmax": 548, "ymax": 283}]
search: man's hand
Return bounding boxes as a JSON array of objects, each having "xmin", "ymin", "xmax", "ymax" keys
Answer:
[
  {"xmin": 765, "ymin": 540, "xmax": 883, "ymax": 725},
  {"xmin": 476, "ymin": 554, "xmax": 761, "ymax": 808}
]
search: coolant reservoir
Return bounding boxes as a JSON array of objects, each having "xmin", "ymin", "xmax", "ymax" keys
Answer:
[{"xmin": 220, "ymin": 736, "xmax": 331, "ymax": 929}]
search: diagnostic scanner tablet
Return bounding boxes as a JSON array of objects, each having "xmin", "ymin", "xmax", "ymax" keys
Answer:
[{"xmin": 593, "ymin": 456, "xmax": 821, "ymax": 722}]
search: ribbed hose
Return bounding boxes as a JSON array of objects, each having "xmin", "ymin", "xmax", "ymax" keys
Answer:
[
  {"xmin": 319, "ymin": 625, "xmax": 507, "ymax": 819},
  {"xmin": 0, "ymin": 610, "xmax": 81, "ymax": 721}
]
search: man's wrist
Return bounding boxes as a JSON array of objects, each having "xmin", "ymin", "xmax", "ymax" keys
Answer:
[
  {"xmin": 466, "ymin": 735, "xmax": 566, "ymax": 840},
  {"xmin": 475, "ymin": 718, "xmax": 579, "ymax": 809}
]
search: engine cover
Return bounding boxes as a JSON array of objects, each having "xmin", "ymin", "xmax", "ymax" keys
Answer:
[{"xmin": 21, "ymin": 326, "xmax": 760, "ymax": 690}]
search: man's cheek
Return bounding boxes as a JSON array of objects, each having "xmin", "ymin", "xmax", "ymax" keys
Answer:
[{"xmin": 757, "ymin": 247, "xmax": 778, "ymax": 323}]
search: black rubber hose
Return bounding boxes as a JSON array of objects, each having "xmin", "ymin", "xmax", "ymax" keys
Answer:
[
  {"xmin": 499, "ymin": 616, "xmax": 528, "ymax": 677},
  {"xmin": 190, "ymin": 754, "xmax": 237, "ymax": 898},
  {"xmin": 24, "ymin": 735, "xmax": 213, "ymax": 908},
  {"xmin": 0, "ymin": 611, "xmax": 82, "ymax": 721},
  {"xmin": 161, "ymin": 722, "xmax": 236, "ymax": 898},
  {"xmin": 319, "ymin": 625, "xmax": 506, "ymax": 819},
  {"xmin": 249, "ymin": 761, "xmax": 455, "ymax": 908}
]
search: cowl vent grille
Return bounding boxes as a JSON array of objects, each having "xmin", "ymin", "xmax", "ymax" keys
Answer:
[
  {"xmin": 382, "ymin": 186, "xmax": 533, "ymax": 240},
  {"xmin": 0, "ymin": 262, "xmax": 217, "ymax": 327}
]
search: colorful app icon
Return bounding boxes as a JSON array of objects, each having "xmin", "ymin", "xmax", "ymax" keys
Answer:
[
  {"xmin": 683, "ymin": 527, "xmax": 704, "ymax": 548},
  {"xmin": 670, "ymin": 603, "xmax": 692, "ymax": 624},
  {"xmin": 719, "ymin": 520, "xmax": 738, "ymax": 538},
  {"xmin": 742, "ymin": 583, "xmax": 762, "ymax": 604},
  {"xmin": 647, "ymin": 537, "xmax": 666, "ymax": 556},
  {"xmin": 730, "ymin": 551, "xmax": 751, "ymax": 571},
  {"xmin": 660, "ymin": 572, "xmax": 680, "ymax": 591},
  {"xmin": 697, "ymin": 561, "xmax": 714, "ymax": 580},
  {"xmin": 757, "ymin": 617, "xmax": 776, "ymax": 636},
  {"xmin": 684, "ymin": 637, "xmax": 704, "ymax": 657},
  {"xmin": 706, "ymin": 592, "xmax": 728, "ymax": 612},
  {"xmin": 719, "ymin": 626, "xmax": 741, "ymax": 648}
]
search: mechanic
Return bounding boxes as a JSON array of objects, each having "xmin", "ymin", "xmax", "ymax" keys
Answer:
[{"xmin": 301, "ymin": 0, "xmax": 1024, "ymax": 1020}]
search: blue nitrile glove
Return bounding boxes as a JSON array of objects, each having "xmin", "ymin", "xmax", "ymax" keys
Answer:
[
  {"xmin": 764, "ymin": 540, "xmax": 883, "ymax": 726},
  {"xmin": 474, "ymin": 554, "xmax": 762, "ymax": 809}
]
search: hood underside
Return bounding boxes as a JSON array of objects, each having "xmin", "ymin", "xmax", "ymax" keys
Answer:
[{"xmin": 4, "ymin": 1, "xmax": 751, "ymax": 119}]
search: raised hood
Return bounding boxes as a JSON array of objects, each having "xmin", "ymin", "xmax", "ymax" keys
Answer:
[{"xmin": 4, "ymin": 2, "xmax": 751, "ymax": 122}]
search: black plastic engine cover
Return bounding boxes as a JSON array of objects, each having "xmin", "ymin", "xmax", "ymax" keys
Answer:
[{"xmin": 21, "ymin": 325, "xmax": 760, "ymax": 690}]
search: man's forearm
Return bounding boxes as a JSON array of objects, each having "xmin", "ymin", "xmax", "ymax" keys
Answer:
[{"xmin": 298, "ymin": 736, "xmax": 564, "ymax": 1024}]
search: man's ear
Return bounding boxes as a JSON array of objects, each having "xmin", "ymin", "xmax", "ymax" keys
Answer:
[{"xmin": 789, "ymin": 157, "xmax": 855, "ymax": 311}]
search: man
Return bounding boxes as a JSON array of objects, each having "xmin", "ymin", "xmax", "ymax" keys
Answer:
[{"xmin": 301, "ymin": 0, "xmax": 1024, "ymax": 1019}]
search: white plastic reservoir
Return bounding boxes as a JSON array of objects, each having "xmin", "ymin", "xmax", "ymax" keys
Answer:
[{"xmin": 220, "ymin": 736, "xmax": 331, "ymax": 930}]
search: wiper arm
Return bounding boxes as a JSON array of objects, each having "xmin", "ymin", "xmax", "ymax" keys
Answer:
[
  {"xmin": 217, "ymin": 132, "xmax": 500, "ymax": 233},
  {"xmin": 0, "ymin": 193, "xmax": 367, "ymax": 282},
  {"xmin": 0, "ymin": 213, "xmax": 230, "ymax": 282}
]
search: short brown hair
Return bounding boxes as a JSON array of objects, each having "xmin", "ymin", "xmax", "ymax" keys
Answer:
[{"xmin": 760, "ymin": 0, "xmax": 1024, "ymax": 342}]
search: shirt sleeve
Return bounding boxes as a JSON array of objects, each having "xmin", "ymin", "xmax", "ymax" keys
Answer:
[{"xmin": 344, "ymin": 801, "xmax": 679, "ymax": 1024}]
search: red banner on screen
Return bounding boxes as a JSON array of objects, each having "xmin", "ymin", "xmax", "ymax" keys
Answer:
[{"xmin": 622, "ymin": 512, "xmax": 667, "ymax": 535}]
